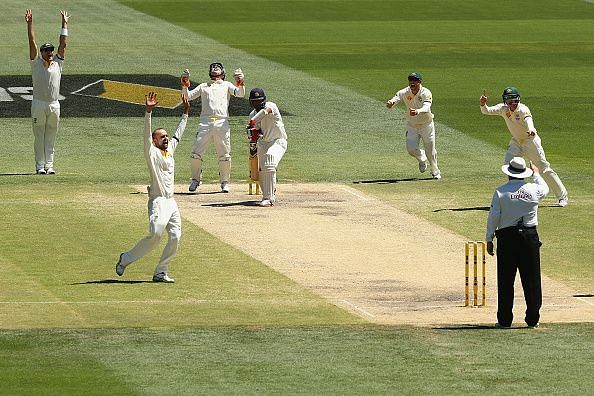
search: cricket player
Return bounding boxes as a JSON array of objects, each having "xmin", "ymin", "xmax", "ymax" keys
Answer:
[
  {"xmin": 25, "ymin": 9, "xmax": 69, "ymax": 174},
  {"xmin": 181, "ymin": 63, "xmax": 245, "ymax": 193},
  {"xmin": 246, "ymin": 88, "xmax": 287, "ymax": 207},
  {"xmin": 480, "ymin": 87, "xmax": 568, "ymax": 207},
  {"xmin": 115, "ymin": 92, "xmax": 189, "ymax": 283},
  {"xmin": 386, "ymin": 72, "xmax": 441, "ymax": 179}
]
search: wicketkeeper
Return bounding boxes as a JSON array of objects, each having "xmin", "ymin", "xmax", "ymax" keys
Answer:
[
  {"xmin": 181, "ymin": 63, "xmax": 245, "ymax": 193},
  {"xmin": 246, "ymin": 88, "xmax": 288, "ymax": 207}
]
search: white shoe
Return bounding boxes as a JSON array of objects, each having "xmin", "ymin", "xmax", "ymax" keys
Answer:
[
  {"xmin": 188, "ymin": 179, "xmax": 201, "ymax": 192},
  {"xmin": 152, "ymin": 272, "xmax": 175, "ymax": 283},
  {"xmin": 432, "ymin": 172, "xmax": 442, "ymax": 180},
  {"xmin": 115, "ymin": 253, "xmax": 125, "ymax": 276},
  {"xmin": 221, "ymin": 182, "xmax": 230, "ymax": 193},
  {"xmin": 558, "ymin": 196, "xmax": 568, "ymax": 207},
  {"xmin": 418, "ymin": 161, "xmax": 428, "ymax": 173},
  {"xmin": 259, "ymin": 199, "xmax": 273, "ymax": 207},
  {"xmin": 36, "ymin": 169, "xmax": 46, "ymax": 175},
  {"xmin": 46, "ymin": 168, "xmax": 55, "ymax": 174}
]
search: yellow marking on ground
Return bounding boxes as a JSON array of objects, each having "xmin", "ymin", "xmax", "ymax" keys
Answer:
[{"xmin": 98, "ymin": 80, "xmax": 181, "ymax": 108}]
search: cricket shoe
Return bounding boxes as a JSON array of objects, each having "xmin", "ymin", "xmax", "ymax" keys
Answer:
[
  {"xmin": 221, "ymin": 182, "xmax": 230, "ymax": 193},
  {"xmin": 431, "ymin": 172, "xmax": 442, "ymax": 180},
  {"xmin": 259, "ymin": 199, "xmax": 274, "ymax": 207},
  {"xmin": 418, "ymin": 161, "xmax": 428, "ymax": 173},
  {"xmin": 558, "ymin": 195, "xmax": 568, "ymax": 207},
  {"xmin": 152, "ymin": 272, "xmax": 175, "ymax": 283},
  {"xmin": 36, "ymin": 169, "xmax": 47, "ymax": 175},
  {"xmin": 115, "ymin": 253, "xmax": 126, "ymax": 276},
  {"xmin": 188, "ymin": 179, "xmax": 201, "ymax": 192},
  {"xmin": 46, "ymin": 167, "xmax": 55, "ymax": 174}
]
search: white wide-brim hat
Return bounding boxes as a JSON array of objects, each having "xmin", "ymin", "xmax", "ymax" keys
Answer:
[{"xmin": 501, "ymin": 157, "xmax": 533, "ymax": 178}]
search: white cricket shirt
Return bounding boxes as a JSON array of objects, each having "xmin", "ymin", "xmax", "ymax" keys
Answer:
[
  {"xmin": 145, "ymin": 112, "xmax": 187, "ymax": 199},
  {"xmin": 480, "ymin": 103, "xmax": 537, "ymax": 143},
  {"xmin": 184, "ymin": 80, "xmax": 245, "ymax": 118},
  {"xmin": 390, "ymin": 85, "xmax": 434, "ymax": 127},
  {"xmin": 249, "ymin": 102, "xmax": 287, "ymax": 142},
  {"xmin": 31, "ymin": 55, "xmax": 63, "ymax": 103}
]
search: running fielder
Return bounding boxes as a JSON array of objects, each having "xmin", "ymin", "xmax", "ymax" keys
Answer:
[
  {"xmin": 480, "ymin": 87, "xmax": 568, "ymax": 207},
  {"xmin": 386, "ymin": 72, "xmax": 441, "ymax": 179},
  {"xmin": 181, "ymin": 63, "xmax": 245, "ymax": 193},
  {"xmin": 246, "ymin": 88, "xmax": 287, "ymax": 207}
]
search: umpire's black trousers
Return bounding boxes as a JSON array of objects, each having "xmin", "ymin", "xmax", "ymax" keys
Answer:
[{"xmin": 495, "ymin": 226, "xmax": 542, "ymax": 327}]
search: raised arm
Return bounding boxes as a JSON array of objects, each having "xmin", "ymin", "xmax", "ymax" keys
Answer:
[
  {"xmin": 57, "ymin": 10, "xmax": 69, "ymax": 59},
  {"xmin": 25, "ymin": 9, "xmax": 37, "ymax": 60},
  {"xmin": 169, "ymin": 94, "xmax": 190, "ymax": 155}
]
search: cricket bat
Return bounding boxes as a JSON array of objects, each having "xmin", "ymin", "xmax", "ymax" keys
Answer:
[{"xmin": 247, "ymin": 128, "xmax": 260, "ymax": 195}]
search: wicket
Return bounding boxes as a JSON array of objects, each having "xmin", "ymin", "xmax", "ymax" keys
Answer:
[{"xmin": 464, "ymin": 241, "xmax": 486, "ymax": 307}]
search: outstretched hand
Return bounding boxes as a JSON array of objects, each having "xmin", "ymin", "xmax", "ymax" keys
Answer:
[
  {"xmin": 480, "ymin": 89, "xmax": 488, "ymax": 106},
  {"xmin": 60, "ymin": 10, "xmax": 70, "ymax": 24},
  {"xmin": 25, "ymin": 9, "xmax": 33, "ymax": 23},
  {"xmin": 145, "ymin": 92, "xmax": 158, "ymax": 113}
]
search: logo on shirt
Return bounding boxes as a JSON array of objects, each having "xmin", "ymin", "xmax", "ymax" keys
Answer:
[{"xmin": 510, "ymin": 189, "xmax": 533, "ymax": 200}]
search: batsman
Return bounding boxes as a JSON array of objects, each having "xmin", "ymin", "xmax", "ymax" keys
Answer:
[{"xmin": 246, "ymin": 88, "xmax": 287, "ymax": 207}]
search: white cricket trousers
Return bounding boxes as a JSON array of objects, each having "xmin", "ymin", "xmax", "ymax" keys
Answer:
[
  {"xmin": 122, "ymin": 196, "xmax": 181, "ymax": 276},
  {"xmin": 31, "ymin": 99, "xmax": 60, "ymax": 171},
  {"xmin": 505, "ymin": 135, "xmax": 568, "ymax": 200},
  {"xmin": 406, "ymin": 121, "xmax": 439, "ymax": 175},
  {"xmin": 258, "ymin": 138, "xmax": 287, "ymax": 202},
  {"xmin": 190, "ymin": 117, "xmax": 231, "ymax": 183}
]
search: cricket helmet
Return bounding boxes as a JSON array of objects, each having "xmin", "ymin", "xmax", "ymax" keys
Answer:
[
  {"xmin": 249, "ymin": 87, "xmax": 266, "ymax": 111},
  {"xmin": 408, "ymin": 72, "xmax": 423, "ymax": 81},
  {"xmin": 209, "ymin": 62, "xmax": 226, "ymax": 80},
  {"xmin": 40, "ymin": 43, "xmax": 54, "ymax": 52},
  {"xmin": 502, "ymin": 87, "xmax": 520, "ymax": 103}
]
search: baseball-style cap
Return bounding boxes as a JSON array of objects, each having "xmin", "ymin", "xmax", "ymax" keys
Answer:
[
  {"xmin": 40, "ymin": 43, "xmax": 54, "ymax": 52},
  {"xmin": 408, "ymin": 72, "xmax": 423, "ymax": 81}
]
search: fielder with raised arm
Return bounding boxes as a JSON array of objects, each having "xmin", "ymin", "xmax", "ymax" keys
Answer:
[
  {"xmin": 480, "ymin": 87, "xmax": 568, "ymax": 207},
  {"xmin": 386, "ymin": 72, "xmax": 441, "ymax": 179},
  {"xmin": 181, "ymin": 63, "xmax": 245, "ymax": 193},
  {"xmin": 115, "ymin": 92, "xmax": 189, "ymax": 283},
  {"xmin": 25, "ymin": 9, "xmax": 69, "ymax": 175},
  {"xmin": 246, "ymin": 88, "xmax": 287, "ymax": 207}
]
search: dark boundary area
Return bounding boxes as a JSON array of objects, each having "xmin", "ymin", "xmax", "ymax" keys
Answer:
[{"xmin": 0, "ymin": 74, "xmax": 255, "ymax": 117}]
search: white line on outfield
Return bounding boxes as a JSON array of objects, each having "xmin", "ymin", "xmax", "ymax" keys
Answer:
[
  {"xmin": 340, "ymin": 186, "xmax": 370, "ymax": 201},
  {"xmin": 337, "ymin": 299, "xmax": 375, "ymax": 317},
  {"xmin": 0, "ymin": 300, "xmax": 207, "ymax": 304}
]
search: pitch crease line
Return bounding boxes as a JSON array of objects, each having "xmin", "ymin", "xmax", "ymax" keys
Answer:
[
  {"xmin": 337, "ymin": 299, "xmax": 375, "ymax": 318},
  {"xmin": 340, "ymin": 186, "xmax": 370, "ymax": 201}
]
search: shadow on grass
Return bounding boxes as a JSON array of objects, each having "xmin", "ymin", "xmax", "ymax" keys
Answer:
[
  {"xmin": 72, "ymin": 279, "xmax": 153, "ymax": 285},
  {"xmin": 0, "ymin": 173, "xmax": 35, "ymax": 176},
  {"xmin": 352, "ymin": 177, "xmax": 434, "ymax": 184},
  {"xmin": 202, "ymin": 200, "xmax": 261, "ymax": 207},
  {"xmin": 433, "ymin": 206, "xmax": 490, "ymax": 212}
]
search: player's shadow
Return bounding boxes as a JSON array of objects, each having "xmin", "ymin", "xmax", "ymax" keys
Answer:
[
  {"xmin": 433, "ymin": 324, "xmax": 527, "ymax": 330},
  {"xmin": 72, "ymin": 279, "xmax": 152, "ymax": 285},
  {"xmin": 352, "ymin": 177, "xmax": 434, "ymax": 184},
  {"xmin": 202, "ymin": 200, "xmax": 261, "ymax": 207},
  {"xmin": 0, "ymin": 172, "xmax": 37, "ymax": 176},
  {"xmin": 433, "ymin": 206, "xmax": 490, "ymax": 212}
]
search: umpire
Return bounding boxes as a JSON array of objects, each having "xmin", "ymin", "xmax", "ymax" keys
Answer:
[{"xmin": 486, "ymin": 157, "xmax": 549, "ymax": 328}]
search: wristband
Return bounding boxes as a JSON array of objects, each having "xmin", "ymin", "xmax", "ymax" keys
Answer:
[{"xmin": 60, "ymin": 28, "xmax": 68, "ymax": 36}]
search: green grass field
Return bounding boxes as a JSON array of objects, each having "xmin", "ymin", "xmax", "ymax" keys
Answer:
[{"xmin": 1, "ymin": 0, "xmax": 593, "ymax": 393}]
